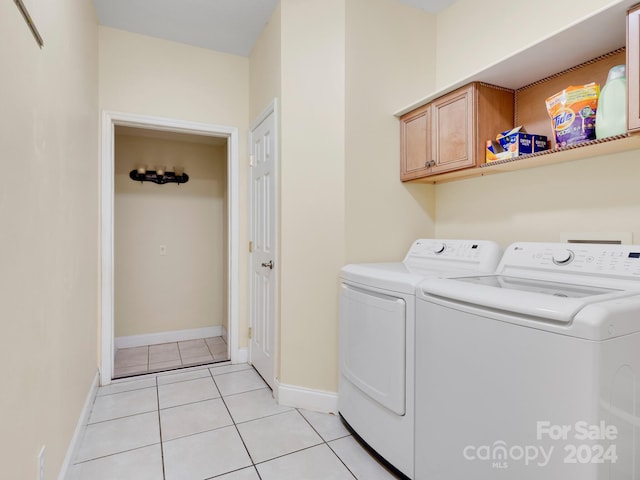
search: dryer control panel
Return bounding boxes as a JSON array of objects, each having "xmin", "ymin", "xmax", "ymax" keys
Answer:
[
  {"xmin": 498, "ymin": 242, "xmax": 640, "ymax": 281},
  {"xmin": 403, "ymin": 239, "xmax": 502, "ymax": 274}
]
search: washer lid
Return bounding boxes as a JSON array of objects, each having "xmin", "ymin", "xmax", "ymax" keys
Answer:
[
  {"xmin": 457, "ymin": 275, "xmax": 618, "ymax": 297},
  {"xmin": 419, "ymin": 275, "xmax": 635, "ymax": 323}
]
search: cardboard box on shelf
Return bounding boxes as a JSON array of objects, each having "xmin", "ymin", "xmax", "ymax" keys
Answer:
[
  {"xmin": 497, "ymin": 126, "xmax": 548, "ymax": 155},
  {"xmin": 486, "ymin": 126, "xmax": 548, "ymax": 163}
]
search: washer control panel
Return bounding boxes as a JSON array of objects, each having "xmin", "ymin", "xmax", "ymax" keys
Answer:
[
  {"xmin": 552, "ymin": 248, "xmax": 575, "ymax": 265},
  {"xmin": 501, "ymin": 242, "xmax": 640, "ymax": 278}
]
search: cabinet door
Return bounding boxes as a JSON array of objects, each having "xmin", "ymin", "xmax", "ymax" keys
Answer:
[
  {"xmin": 628, "ymin": 5, "xmax": 640, "ymax": 132},
  {"xmin": 400, "ymin": 103, "xmax": 432, "ymax": 181},
  {"xmin": 431, "ymin": 85, "xmax": 474, "ymax": 174}
]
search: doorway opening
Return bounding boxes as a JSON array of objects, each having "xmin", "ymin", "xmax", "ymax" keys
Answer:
[{"xmin": 101, "ymin": 112, "xmax": 240, "ymax": 385}]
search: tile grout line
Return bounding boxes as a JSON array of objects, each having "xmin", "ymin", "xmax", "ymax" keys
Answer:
[
  {"xmin": 248, "ymin": 442, "xmax": 335, "ymax": 472},
  {"xmin": 205, "ymin": 338, "xmax": 215, "ymax": 358},
  {"xmin": 95, "ymin": 383, "xmax": 157, "ymax": 397},
  {"xmin": 324, "ymin": 438, "xmax": 359, "ymax": 480},
  {"xmin": 296, "ymin": 408, "xmax": 359, "ymax": 479},
  {"xmin": 86, "ymin": 409, "xmax": 159, "ymax": 427},
  {"xmin": 177, "ymin": 341, "xmax": 185, "ymax": 367},
  {"xmin": 207, "ymin": 367, "xmax": 265, "ymax": 480},
  {"xmin": 70, "ymin": 443, "xmax": 161, "ymax": 468},
  {"xmin": 233, "ymin": 405, "xmax": 295, "ymax": 426},
  {"xmin": 155, "ymin": 375, "xmax": 167, "ymax": 480}
]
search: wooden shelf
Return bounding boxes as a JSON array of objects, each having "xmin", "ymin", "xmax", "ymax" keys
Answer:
[{"xmin": 406, "ymin": 134, "xmax": 640, "ymax": 184}]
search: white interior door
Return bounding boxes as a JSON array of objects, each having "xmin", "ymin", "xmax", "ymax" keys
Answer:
[{"xmin": 250, "ymin": 104, "xmax": 277, "ymax": 389}]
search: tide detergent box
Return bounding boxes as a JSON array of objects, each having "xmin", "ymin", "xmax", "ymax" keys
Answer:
[{"xmin": 496, "ymin": 126, "xmax": 548, "ymax": 156}]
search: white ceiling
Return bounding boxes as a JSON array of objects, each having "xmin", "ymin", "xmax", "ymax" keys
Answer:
[{"xmin": 93, "ymin": 0, "xmax": 456, "ymax": 57}]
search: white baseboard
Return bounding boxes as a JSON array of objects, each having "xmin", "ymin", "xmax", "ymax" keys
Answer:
[
  {"xmin": 276, "ymin": 380, "xmax": 338, "ymax": 414},
  {"xmin": 58, "ymin": 370, "xmax": 100, "ymax": 480},
  {"xmin": 232, "ymin": 346, "xmax": 248, "ymax": 364},
  {"xmin": 115, "ymin": 326, "xmax": 223, "ymax": 350}
]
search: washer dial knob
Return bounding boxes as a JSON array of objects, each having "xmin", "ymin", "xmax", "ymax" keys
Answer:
[
  {"xmin": 432, "ymin": 242, "xmax": 446, "ymax": 254},
  {"xmin": 552, "ymin": 249, "xmax": 574, "ymax": 265}
]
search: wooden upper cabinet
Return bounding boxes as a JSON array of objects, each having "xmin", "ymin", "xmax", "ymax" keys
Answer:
[
  {"xmin": 628, "ymin": 4, "xmax": 640, "ymax": 132},
  {"xmin": 400, "ymin": 82, "xmax": 514, "ymax": 181},
  {"xmin": 400, "ymin": 103, "xmax": 431, "ymax": 181},
  {"xmin": 431, "ymin": 85, "xmax": 474, "ymax": 174}
]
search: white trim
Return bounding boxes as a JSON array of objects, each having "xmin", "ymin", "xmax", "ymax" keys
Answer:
[
  {"xmin": 100, "ymin": 111, "xmax": 240, "ymax": 386},
  {"xmin": 276, "ymin": 380, "xmax": 338, "ymax": 414},
  {"xmin": 250, "ymin": 98, "xmax": 279, "ymax": 131},
  {"xmin": 100, "ymin": 111, "xmax": 115, "ymax": 387},
  {"xmin": 248, "ymin": 98, "xmax": 280, "ymax": 388},
  {"xmin": 234, "ymin": 347, "xmax": 249, "ymax": 364},
  {"xmin": 115, "ymin": 326, "xmax": 223, "ymax": 350},
  {"xmin": 57, "ymin": 371, "xmax": 100, "ymax": 480}
]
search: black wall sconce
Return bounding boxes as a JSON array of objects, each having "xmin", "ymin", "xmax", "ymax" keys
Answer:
[{"xmin": 129, "ymin": 166, "xmax": 189, "ymax": 185}]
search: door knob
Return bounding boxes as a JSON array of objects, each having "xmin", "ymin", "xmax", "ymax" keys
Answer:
[{"xmin": 261, "ymin": 260, "xmax": 274, "ymax": 269}]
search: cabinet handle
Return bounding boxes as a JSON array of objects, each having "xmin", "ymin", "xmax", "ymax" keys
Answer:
[{"xmin": 425, "ymin": 160, "xmax": 436, "ymax": 168}]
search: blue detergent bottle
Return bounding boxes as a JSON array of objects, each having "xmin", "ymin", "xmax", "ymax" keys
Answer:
[{"xmin": 595, "ymin": 65, "xmax": 627, "ymax": 139}]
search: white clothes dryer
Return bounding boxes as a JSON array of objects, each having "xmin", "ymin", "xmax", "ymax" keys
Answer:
[
  {"xmin": 338, "ymin": 239, "xmax": 502, "ymax": 478},
  {"xmin": 415, "ymin": 242, "xmax": 640, "ymax": 480}
]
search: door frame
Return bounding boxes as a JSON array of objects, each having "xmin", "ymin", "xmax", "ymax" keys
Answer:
[
  {"xmin": 249, "ymin": 99, "xmax": 279, "ymax": 391},
  {"xmin": 100, "ymin": 110, "xmax": 240, "ymax": 386}
]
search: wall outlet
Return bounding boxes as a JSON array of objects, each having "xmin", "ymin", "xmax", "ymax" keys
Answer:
[
  {"xmin": 159, "ymin": 245, "xmax": 167, "ymax": 256},
  {"xmin": 38, "ymin": 445, "xmax": 45, "ymax": 480}
]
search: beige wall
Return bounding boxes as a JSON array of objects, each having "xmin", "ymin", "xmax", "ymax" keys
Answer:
[
  {"xmin": 345, "ymin": 0, "xmax": 436, "ymax": 263},
  {"xmin": 99, "ymin": 27, "xmax": 250, "ymax": 346},
  {"xmin": 248, "ymin": 0, "xmax": 439, "ymax": 393},
  {"xmin": 431, "ymin": 0, "xmax": 640, "ymax": 246},
  {"xmin": 435, "ymin": 152, "xmax": 640, "ymax": 245},
  {"xmin": 249, "ymin": 2, "xmax": 282, "ymax": 120},
  {"xmin": 0, "ymin": 1, "xmax": 99, "ymax": 478},
  {"xmin": 114, "ymin": 134, "xmax": 227, "ymax": 337},
  {"xmin": 278, "ymin": 0, "xmax": 347, "ymax": 391},
  {"xmin": 435, "ymin": 0, "xmax": 622, "ymax": 89}
]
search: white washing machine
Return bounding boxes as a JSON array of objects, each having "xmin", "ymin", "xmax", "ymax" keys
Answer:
[
  {"xmin": 415, "ymin": 242, "xmax": 640, "ymax": 480},
  {"xmin": 338, "ymin": 239, "xmax": 502, "ymax": 479}
]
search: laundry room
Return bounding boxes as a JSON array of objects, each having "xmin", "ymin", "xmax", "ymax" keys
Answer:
[{"xmin": 7, "ymin": 0, "xmax": 640, "ymax": 479}]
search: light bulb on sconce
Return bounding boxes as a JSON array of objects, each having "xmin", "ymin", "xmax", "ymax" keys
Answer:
[
  {"xmin": 156, "ymin": 165, "xmax": 166, "ymax": 176},
  {"xmin": 174, "ymin": 166, "xmax": 185, "ymax": 177},
  {"xmin": 137, "ymin": 165, "xmax": 147, "ymax": 174}
]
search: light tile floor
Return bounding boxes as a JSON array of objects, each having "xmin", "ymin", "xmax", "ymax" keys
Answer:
[
  {"xmin": 67, "ymin": 363, "xmax": 403, "ymax": 480},
  {"xmin": 114, "ymin": 337, "xmax": 229, "ymax": 378}
]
